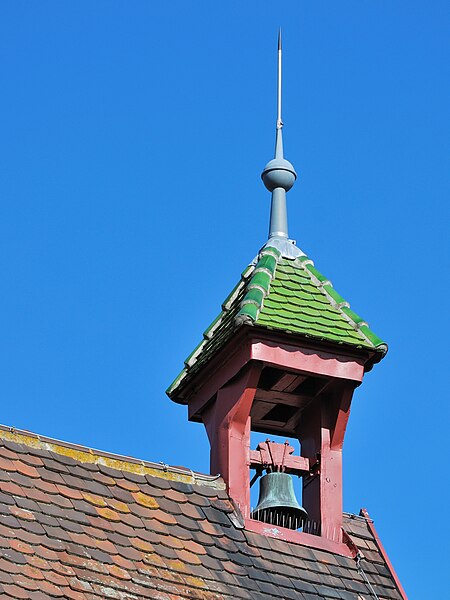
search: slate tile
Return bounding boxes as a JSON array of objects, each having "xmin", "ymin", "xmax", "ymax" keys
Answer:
[
  {"xmin": 122, "ymin": 471, "xmax": 147, "ymax": 484},
  {"xmin": 215, "ymin": 488, "xmax": 230, "ymax": 500},
  {"xmin": 170, "ymin": 514, "xmax": 198, "ymax": 531},
  {"xmin": 165, "ymin": 489, "xmax": 188, "ymax": 504},
  {"xmin": 210, "ymin": 498, "xmax": 234, "ymax": 513},
  {"xmin": 246, "ymin": 591, "xmax": 271, "ymax": 600},
  {"xmin": 247, "ymin": 566, "xmax": 275, "ymax": 584},
  {"xmin": 97, "ymin": 464, "xmax": 123, "ymax": 478},
  {"xmin": 328, "ymin": 565, "xmax": 355, "ymax": 579},
  {"xmin": 221, "ymin": 523, "xmax": 246, "ymax": 542},
  {"xmin": 227, "ymin": 549, "xmax": 254, "ymax": 567},
  {"xmin": 41, "ymin": 457, "xmax": 70, "ymax": 474},
  {"xmin": 0, "ymin": 546, "xmax": 28, "ymax": 564},
  {"xmin": 0, "ymin": 471, "xmax": 13, "ymax": 483},
  {"xmin": 255, "ymin": 578, "xmax": 284, "ymax": 596},
  {"xmin": 317, "ymin": 573, "xmax": 350, "ymax": 590},
  {"xmin": 28, "ymin": 592, "xmax": 54, "ymax": 600},
  {"xmin": 342, "ymin": 576, "xmax": 368, "ymax": 594},
  {"xmin": 0, "ymin": 514, "xmax": 21, "ymax": 529},
  {"xmin": 334, "ymin": 553, "xmax": 358, "ymax": 569},
  {"xmin": 47, "ymin": 453, "xmax": 78, "ymax": 468},
  {"xmin": 290, "ymin": 578, "xmax": 319, "ymax": 595},
  {"xmin": 0, "ymin": 570, "xmax": 13, "ymax": 585},
  {"xmin": 222, "ymin": 583, "xmax": 254, "ymax": 599},
  {"xmin": 214, "ymin": 535, "xmax": 241, "ymax": 555},
  {"xmin": 244, "ymin": 530, "xmax": 272, "ymax": 551},
  {"xmin": 198, "ymin": 552, "xmax": 223, "ymax": 571},
  {"xmin": 0, "ymin": 491, "xmax": 15, "ymax": 506},
  {"xmin": 0, "ymin": 433, "xmax": 402, "ymax": 600},
  {"xmin": 7, "ymin": 472, "xmax": 34, "ymax": 489},
  {"xmin": 2, "ymin": 583, "xmax": 30, "ymax": 599},
  {"xmin": 146, "ymin": 475, "xmax": 172, "ymax": 489},
  {"xmin": 276, "ymin": 586, "xmax": 303, "ymax": 600},
  {"xmin": 75, "ymin": 460, "xmax": 99, "ymax": 473},
  {"xmin": 190, "ymin": 528, "xmax": 216, "ymax": 547},
  {"xmin": 188, "ymin": 494, "xmax": 211, "ymax": 508},
  {"xmin": 157, "ymin": 496, "xmax": 183, "ymax": 515},
  {"xmin": 152, "ymin": 543, "xmax": 178, "ymax": 561},
  {"xmin": 110, "ymin": 486, "xmax": 134, "ymax": 504},
  {"xmin": 121, "ymin": 512, "xmax": 145, "ymax": 529},
  {"xmin": 315, "ymin": 584, "xmax": 344, "ymax": 598},
  {"xmin": 1, "ymin": 440, "xmax": 28, "ymax": 454},
  {"xmin": 335, "ymin": 590, "xmax": 358, "ymax": 600},
  {"xmin": 83, "ymin": 479, "xmax": 113, "ymax": 498},
  {"xmin": 375, "ymin": 563, "xmax": 393, "ymax": 578},
  {"xmin": 201, "ymin": 505, "xmax": 233, "ymax": 526},
  {"xmin": 0, "ymin": 445, "xmax": 18, "ymax": 460},
  {"xmin": 213, "ymin": 568, "xmax": 240, "ymax": 587},
  {"xmin": 71, "ymin": 465, "xmax": 100, "ymax": 481},
  {"xmin": 133, "ymin": 528, "xmax": 161, "ymax": 546}
]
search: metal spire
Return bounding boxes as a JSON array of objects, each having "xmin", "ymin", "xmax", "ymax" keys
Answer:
[
  {"xmin": 261, "ymin": 29, "xmax": 298, "ymax": 246},
  {"xmin": 277, "ymin": 28, "xmax": 282, "ymax": 131}
]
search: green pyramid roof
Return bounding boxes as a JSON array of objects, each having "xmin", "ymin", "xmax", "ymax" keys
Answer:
[{"xmin": 167, "ymin": 244, "xmax": 387, "ymax": 398}]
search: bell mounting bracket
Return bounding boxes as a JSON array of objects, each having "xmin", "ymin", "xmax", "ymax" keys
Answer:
[{"xmin": 249, "ymin": 439, "xmax": 318, "ymax": 478}]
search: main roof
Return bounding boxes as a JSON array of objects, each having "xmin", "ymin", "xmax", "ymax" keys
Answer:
[
  {"xmin": 0, "ymin": 425, "xmax": 403, "ymax": 600},
  {"xmin": 168, "ymin": 243, "xmax": 387, "ymax": 398}
]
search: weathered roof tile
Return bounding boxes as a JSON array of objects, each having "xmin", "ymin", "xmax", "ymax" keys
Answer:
[{"xmin": 0, "ymin": 426, "xmax": 403, "ymax": 599}]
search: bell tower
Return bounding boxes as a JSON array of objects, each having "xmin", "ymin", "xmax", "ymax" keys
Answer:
[{"xmin": 167, "ymin": 31, "xmax": 387, "ymax": 550}]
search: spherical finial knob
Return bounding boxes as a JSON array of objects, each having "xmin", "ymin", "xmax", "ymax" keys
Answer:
[{"xmin": 261, "ymin": 157, "xmax": 297, "ymax": 192}]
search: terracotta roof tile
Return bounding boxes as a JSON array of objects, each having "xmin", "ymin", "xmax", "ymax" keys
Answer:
[{"xmin": 0, "ymin": 426, "xmax": 403, "ymax": 599}]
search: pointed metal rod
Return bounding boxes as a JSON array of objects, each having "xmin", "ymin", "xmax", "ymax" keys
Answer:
[
  {"xmin": 261, "ymin": 30, "xmax": 297, "ymax": 241},
  {"xmin": 277, "ymin": 28, "xmax": 282, "ymax": 129}
]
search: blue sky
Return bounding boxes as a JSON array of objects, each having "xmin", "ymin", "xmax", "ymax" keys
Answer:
[{"xmin": 0, "ymin": 2, "xmax": 449, "ymax": 597}]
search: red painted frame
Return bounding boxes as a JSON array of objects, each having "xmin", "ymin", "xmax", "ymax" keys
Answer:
[
  {"xmin": 179, "ymin": 326, "xmax": 378, "ymax": 546},
  {"xmin": 245, "ymin": 517, "xmax": 355, "ymax": 557}
]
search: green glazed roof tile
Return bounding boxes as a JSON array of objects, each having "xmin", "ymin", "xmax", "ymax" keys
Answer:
[
  {"xmin": 247, "ymin": 270, "xmax": 271, "ymax": 291},
  {"xmin": 239, "ymin": 302, "xmax": 259, "ymax": 321},
  {"xmin": 256, "ymin": 253, "xmax": 277, "ymax": 272},
  {"xmin": 305, "ymin": 263, "xmax": 330, "ymax": 284},
  {"xmin": 341, "ymin": 306, "xmax": 368, "ymax": 326},
  {"xmin": 322, "ymin": 284, "xmax": 348, "ymax": 307},
  {"xmin": 242, "ymin": 287, "xmax": 265, "ymax": 306},
  {"xmin": 167, "ymin": 247, "xmax": 387, "ymax": 397}
]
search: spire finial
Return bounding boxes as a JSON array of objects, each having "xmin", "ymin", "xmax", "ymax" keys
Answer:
[
  {"xmin": 277, "ymin": 28, "xmax": 282, "ymax": 131},
  {"xmin": 261, "ymin": 29, "xmax": 297, "ymax": 241}
]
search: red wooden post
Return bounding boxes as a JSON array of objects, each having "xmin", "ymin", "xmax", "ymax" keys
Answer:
[
  {"xmin": 297, "ymin": 384, "xmax": 354, "ymax": 540},
  {"xmin": 202, "ymin": 363, "xmax": 262, "ymax": 518},
  {"xmin": 181, "ymin": 337, "xmax": 368, "ymax": 542}
]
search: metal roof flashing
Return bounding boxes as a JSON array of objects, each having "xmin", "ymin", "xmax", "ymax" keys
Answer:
[{"xmin": 262, "ymin": 236, "xmax": 305, "ymax": 260}]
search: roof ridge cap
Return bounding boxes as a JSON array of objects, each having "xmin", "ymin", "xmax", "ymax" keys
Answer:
[
  {"xmin": 235, "ymin": 246, "xmax": 281, "ymax": 325},
  {"xmin": 300, "ymin": 259, "xmax": 387, "ymax": 353},
  {"xmin": 0, "ymin": 424, "xmax": 224, "ymax": 488}
]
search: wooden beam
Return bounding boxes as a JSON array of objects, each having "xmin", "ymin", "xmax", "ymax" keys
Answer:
[
  {"xmin": 251, "ymin": 340, "xmax": 365, "ymax": 382},
  {"xmin": 249, "ymin": 450, "xmax": 310, "ymax": 474},
  {"xmin": 272, "ymin": 373, "xmax": 308, "ymax": 392},
  {"xmin": 254, "ymin": 389, "xmax": 312, "ymax": 408}
]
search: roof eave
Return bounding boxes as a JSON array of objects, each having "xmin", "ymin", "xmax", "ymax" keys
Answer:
[{"xmin": 167, "ymin": 323, "xmax": 386, "ymax": 406}]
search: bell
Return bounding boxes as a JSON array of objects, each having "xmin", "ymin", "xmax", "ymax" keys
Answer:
[{"xmin": 251, "ymin": 471, "xmax": 308, "ymax": 530}]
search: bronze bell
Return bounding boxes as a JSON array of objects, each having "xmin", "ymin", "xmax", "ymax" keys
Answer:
[{"xmin": 251, "ymin": 471, "xmax": 308, "ymax": 530}]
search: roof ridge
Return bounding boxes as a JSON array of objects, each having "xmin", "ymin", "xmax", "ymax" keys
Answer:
[
  {"xmin": 298, "ymin": 257, "xmax": 387, "ymax": 352},
  {"xmin": 168, "ymin": 249, "xmax": 387, "ymax": 401},
  {"xmin": 166, "ymin": 262, "xmax": 256, "ymax": 395},
  {"xmin": 180, "ymin": 264, "xmax": 255, "ymax": 372},
  {"xmin": 236, "ymin": 245, "xmax": 281, "ymax": 324},
  {"xmin": 0, "ymin": 424, "xmax": 224, "ymax": 488}
]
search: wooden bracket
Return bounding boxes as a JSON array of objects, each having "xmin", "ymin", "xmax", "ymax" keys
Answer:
[{"xmin": 249, "ymin": 440, "xmax": 312, "ymax": 476}]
